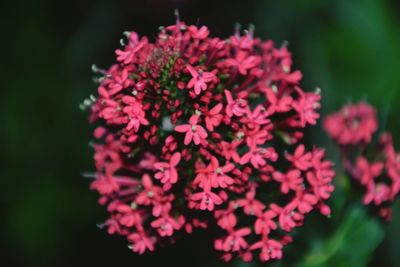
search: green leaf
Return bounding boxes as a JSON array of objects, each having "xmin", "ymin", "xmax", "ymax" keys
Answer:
[{"xmin": 296, "ymin": 205, "xmax": 384, "ymax": 267}]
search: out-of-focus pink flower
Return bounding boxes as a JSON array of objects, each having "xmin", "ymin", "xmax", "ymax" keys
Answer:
[
  {"xmin": 325, "ymin": 102, "xmax": 399, "ymax": 221},
  {"xmin": 323, "ymin": 102, "xmax": 378, "ymax": 145}
]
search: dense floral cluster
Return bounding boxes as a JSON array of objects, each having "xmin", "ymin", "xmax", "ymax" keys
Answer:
[
  {"xmin": 86, "ymin": 18, "xmax": 335, "ymax": 262},
  {"xmin": 324, "ymin": 102, "xmax": 400, "ymax": 221}
]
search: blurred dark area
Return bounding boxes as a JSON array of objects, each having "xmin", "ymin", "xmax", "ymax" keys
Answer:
[{"xmin": 1, "ymin": 0, "xmax": 399, "ymax": 266}]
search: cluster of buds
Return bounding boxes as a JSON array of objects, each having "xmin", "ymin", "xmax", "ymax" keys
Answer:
[
  {"xmin": 324, "ymin": 102, "xmax": 400, "ymax": 221},
  {"xmin": 86, "ymin": 16, "xmax": 335, "ymax": 263}
]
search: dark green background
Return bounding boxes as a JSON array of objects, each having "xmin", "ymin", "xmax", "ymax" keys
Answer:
[{"xmin": 1, "ymin": 0, "xmax": 399, "ymax": 266}]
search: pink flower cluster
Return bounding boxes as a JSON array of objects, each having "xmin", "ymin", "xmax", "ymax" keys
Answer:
[
  {"xmin": 324, "ymin": 102, "xmax": 400, "ymax": 221},
  {"xmin": 87, "ymin": 18, "xmax": 334, "ymax": 262}
]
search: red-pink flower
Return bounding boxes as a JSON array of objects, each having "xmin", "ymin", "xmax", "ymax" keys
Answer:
[
  {"xmin": 215, "ymin": 203, "xmax": 237, "ymax": 231},
  {"xmin": 355, "ymin": 157, "xmax": 384, "ymax": 185},
  {"xmin": 175, "ymin": 115, "xmax": 208, "ymax": 145},
  {"xmin": 364, "ymin": 182, "xmax": 391, "ymax": 205},
  {"xmin": 122, "ymin": 96, "xmax": 149, "ymax": 132},
  {"xmin": 191, "ymin": 190, "xmax": 223, "ymax": 211},
  {"xmin": 225, "ymin": 51, "xmax": 260, "ymax": 75},
  {"xmin": 224, "ymin": 90, "xmax": 248, "ymax": 117},
  {"xmin": 292, "ymin": 190, "xmax": 318, "ymax": 214},
  {"xmin": 254, "ymin": 209, "xmax": 278, "ymax": 235},
  {"xmin": 219, "ymin": 140, "xmax": 242, "ymax": 163},
  {"xmin": 236, "ymin": 188, "xmax": 266, "ymax": 216},
  {"xmin": 285, "ymin": 144, "xmax": 312, "ymax": 171},
  {"xmin": 204, "ymin": 103, "xmax": 223, "ymax": 131},
  {"xmin": 188, "ymin": 25, "xmax": 210, "ymax": 40},
  {"xmin": 292, "ymin": 91, "xmax": 320, "ymax": 127},
  {"xmin": 186, "ymin": 65, "xmax": 215, "ymax": 95},
  {"xmin": 193, "ymin": 156, "xmax": 235, "ymax": 190},
  {"xmin": 250, "ymin": 238, "xmax": 283, "ymax": 262},
  {"xmin": 151, "ymin": 215, "xmax": 184, "ymax": 237},
  {"xmin": 215, "ymin": 227, "xmax": 251, "ymax": 252},
  {"xmin": 240, "ymin": 145, "xmax": 278, "ymax": 168},
  {"xmin": 136, "ymin": 174, "xmax": 162, "ymax": 206},
  {"xmin": 273, "ymin": 170, "xmax": 303, "ymax": 194},
  {"xmin": 115, "ymin": 32, "xmax": 148, "ymax": 65},
  {"xmin": 264, "ymin": 87, "xmax": 293, "ymax": 114},
  {"xmin": 128, "ymin": 231, "xmax": 155, "ymax": 254},
  {"xmin": 154, "ymin": 152, "xmax": 181, "ymax": 188},
  {"xmin": 324, "ymin": 102, "xmax": 378, "ymax": 145}
]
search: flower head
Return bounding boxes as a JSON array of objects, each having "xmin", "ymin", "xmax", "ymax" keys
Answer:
[{"xmin": 86, "ymin": 19, "xmax": 334, "ymax": 262}]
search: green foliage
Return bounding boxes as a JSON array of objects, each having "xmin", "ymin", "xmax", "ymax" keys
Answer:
[{"xmin": 297, "ymin": 205, "xmax": 384, "ymax": 267}]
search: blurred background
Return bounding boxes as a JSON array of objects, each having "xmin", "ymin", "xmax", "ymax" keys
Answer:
[{"xmin": 1, "ymin": 0, "xmax": 399, "ymax": 266}]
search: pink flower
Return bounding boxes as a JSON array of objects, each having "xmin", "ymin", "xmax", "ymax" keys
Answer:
[
  {"xmin": 254, "ymin": 209, "xmax": 278, "ymax": 235},
  {"xmin": 323, "ymin": 102, "xmax": 378, "ymax": 145},
  {"xmin": 116, "ymin": 204, "xmax": 143, "ymax": 227},
  {"xmin": 215, "ymin": 227, "xmax": 251, "ymax": 252},
  {"xmin": 136, "ymin": 174, "xmax": 162, "ymax": 206},
  {"xmin": 236, "ymin": 188, "xmax": 266, "ymax": 216},
  {"xmin": 204, "ymin": 103, "xmax": 223, "ymax": 131},
  {"xmin": 128, "ymin": 232, "xmax": 155, "ymax": 254},
  {"xmin": 219, "ymin": 140, "xmax": 242, "ymax": 163},
  {"xmin": 355, "ymin": 157, "xmax": 384, "ymax": 185},
  {"xmin": 90, "ymin": 174, "xmax": 120, "ymax": 195},
  {"xmin": 175, "ymin": 114, "xmax": 208, "ymax": 145},
  {"xmin": 363, "ymin": 182, "xmax": 391, "ymax": 205},
  {"xmin": 250, "ymin": 238, "xmax": 283, "ymax": 262},
  {"xmin": 292, "ymin": 91, "xmax": 320, "ymax": 127},
  {"xmin": 285, "ymin": 144, "xmax": 312, "ymax": 171},
  {"xmin": 278, "ymin": 203, "xmax": 304, "ymax": 232},
  {"xmin": 273, "ymin": 170, "xmax": 303, "ymax": 194},
  {"xmin": 224, "ymin": 90, "xmax": 248, "ymax": 117},
  {"xmin": 186, "ymin": 65, "xmax": 215, "ymax": 95},
  {"xmin": 292, "ymin": 190, "xmax": 318, "ymax": 214},
  {"xmin": 122, "ymin": 96, "xmax": 149, "ymax": 132},
  {"xmin": 225, "ymin": 51, "xmax": 260, "ymax": 75},
  {"xmin": 306, "ymin": 171, "xmax": 334, "ymax": 200},
  {"xmin": 191, "ymin": 190, "xmax": 223, "ymax": 211},
  {"xmin": 188, "ymin": 25, "xmax": 210, "ymax": 39},
  {"xmin": 193, "ymin": 156, "xmax": 235, "ymax": 190},
  {"xmin": 240, "ymin": 145, "xmax": 278, "ymax": 169},
  {"xmin": 151, "ymin": 215, "xmax": 184, "ymax": 237},
  {"xmin": 154, "ymin": 152, "xmax": 181, "ymax": 187},
  {"xmin": 264, "ymin": 87, "xmax": 293, "ymax": 114},
  {"xmin": 215, "ymin": 203, "xmax": 237, "ymax": 230},
  {"xmin": 241, "ymin": 105, "xmax": 270, "ymax": 127},
  {"xmin": 115, "ymin": 32, "xmax": 148, "ymax": 64}
]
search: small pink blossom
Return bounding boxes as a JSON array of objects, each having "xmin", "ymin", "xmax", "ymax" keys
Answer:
[
  {"xmin": 204, "ymin": 103, "xmax": 223, "ymax": 131},
  {"xmin": 273, "ymin": 169, "xmax": 303, "ymax": 194},
  {"xmin": 128, "ymin": 231, "xmax": 155, "ymax": 254},
  {"xmin": 186, "ymin": 65, "xmax": 215, "ymax": 95},
  {"xmin": 254, "ymin": 209, "xmax": 277, "ymax": 235},
  {"xmin": 191, "ymin": 190, "xmax": 223, "ymax": 211},
  {"xmin": 215, "ymin": 227, "xmax": 251, "ymax": 252},
  {"xmin": 355, "ymin": 157, "xmax": 384, "ymax": 185},
  {"xmin": 154, "ymin": 152, "xmax": 181, "ymax": 188},
  {"xmin": 175, "ymin": 114, "xmax": 208, "ymax": 145},
  {"xmin": 224, "ymin": 90, "xmax": 248, "ymax": 117},
  {"xmin": 285, "ymin": 144, "xmax": 312, "ymax": 171},
  {"xmin": 236, "ymin": 188, "xmax": 266, "ymax": 216},
  {"xmin": 324, "ymin": 102, "xmax": 378, "ymax": 145}
]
